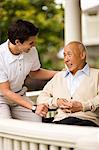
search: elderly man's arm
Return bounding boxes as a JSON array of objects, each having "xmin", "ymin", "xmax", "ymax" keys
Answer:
[
  {"xmin": 81, "ymin": 93, "xmax": 99, "ymax": 112},
  {"xmin": 61, "ymin": 92, "xmax": 99, "ymax": 113},
  {"xmin": 37, "ymin": 76, "xmax": 59, "ymax": 108},
  {"xmin": 64, "ymin": 92, "xmax": 99, "ymax": 113}
]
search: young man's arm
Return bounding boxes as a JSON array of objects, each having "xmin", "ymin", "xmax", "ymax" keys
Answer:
[
  {"xmin": 0, "ymin": 81, "xmax": 48, "ymax": 117},
  {"xmin": 29, "ymin": 68, "xmax": 58, "ymax": 80}
]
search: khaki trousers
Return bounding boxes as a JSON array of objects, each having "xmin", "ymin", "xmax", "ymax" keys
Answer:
[{"xmin": 0, "ymin": 95, "xmax": 42, "ymax": 122}]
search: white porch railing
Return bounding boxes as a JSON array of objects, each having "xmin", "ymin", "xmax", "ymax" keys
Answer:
[{"xmin": 0, "ymin": 119, "xmax": 99, "ymax": 150}]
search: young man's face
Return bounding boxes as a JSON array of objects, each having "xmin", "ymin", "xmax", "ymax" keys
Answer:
[{"xmin": 16, "ymin": 36, "xmax": 36, "ymax": 53}]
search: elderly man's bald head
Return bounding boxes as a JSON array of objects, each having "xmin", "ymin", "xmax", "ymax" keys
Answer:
[{"xmin": 65, "ymin": 41, "xmax": 87, "ymax": 53}]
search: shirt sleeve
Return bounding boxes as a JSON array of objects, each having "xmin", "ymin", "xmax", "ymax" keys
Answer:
[
  {"xmin": 0, "ymin": 55, "xmax": 8, "ymax": 83},
  {"xmin": 82, "ymin": 93, "xmax": 99, "ymax": 112},
  {"xmin": 37, "ymin": 75, "xmax": 58, "ymax": 108},
  {"xmin": 30, "ymin": 47, "xmax": 41, "ymax": 71},
  {"xmin": 82, "ymin": 72, "xmax": 99, "ymax": 112}
]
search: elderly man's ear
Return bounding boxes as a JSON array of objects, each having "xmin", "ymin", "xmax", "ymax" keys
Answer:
[{"xmin": 81, "ymin": 51, "xmax": 86, "ymax": 60}]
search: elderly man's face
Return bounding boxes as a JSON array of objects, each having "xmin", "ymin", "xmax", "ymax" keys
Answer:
[{"xmin": 64, "ymin": 43, "xmax": 86, "ymax": 75}]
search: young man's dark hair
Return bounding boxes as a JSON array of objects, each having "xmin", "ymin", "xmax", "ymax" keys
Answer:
[{"xmin": 8, "ymin": 19, "xmax": 39, "ymax": 44}]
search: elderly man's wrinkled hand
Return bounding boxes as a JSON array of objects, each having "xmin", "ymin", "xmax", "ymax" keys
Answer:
[
  {"xmin": 57, "ymin": 98, "xmax": 83, "ymax": 113},
  {"xmin": 57, "ymin": 98, "xmax": 72, "ymax": 110},
  {"xmin": 70, "ymin": 101, "xmax": 83, "ymax": 113}
]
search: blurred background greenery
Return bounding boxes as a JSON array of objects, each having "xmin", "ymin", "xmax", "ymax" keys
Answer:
[
  {"xmin": 0, "ymin": 0, "xmax": 64, "ymax": 70},
  {"xmin": 1, "ymin": 0, "xmax": 99, "ymax": 70}
]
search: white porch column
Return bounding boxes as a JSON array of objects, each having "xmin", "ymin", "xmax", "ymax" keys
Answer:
[{"xmin": 64, "ymin": 0, "xmax": 82, "ymax": 45}]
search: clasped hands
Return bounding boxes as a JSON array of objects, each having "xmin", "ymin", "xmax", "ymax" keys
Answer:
[
  {"xmin": 35, "ymin": 98, "xmax": 83, "ymax": 117},
  {"xmin": 57, "ymin": 98, "xmax": 83, "ymax": 113}
]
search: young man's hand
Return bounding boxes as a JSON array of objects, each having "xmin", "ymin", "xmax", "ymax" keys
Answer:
[{"xmin": 35, "ymin": 104, "xmax": 48, "ymax": 117}]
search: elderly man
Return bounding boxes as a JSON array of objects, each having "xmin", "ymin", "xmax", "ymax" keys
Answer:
[{"xmin": 37, "ymin": 41, "xmax": 99, "ymax": 127}]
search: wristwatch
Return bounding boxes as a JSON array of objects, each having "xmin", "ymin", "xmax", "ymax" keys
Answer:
[{"xmin": 31, "ymin": 105, "xmax": 37, "ymax": 113}]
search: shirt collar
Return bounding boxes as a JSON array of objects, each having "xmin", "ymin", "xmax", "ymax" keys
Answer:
[
  {"xmin": 64, "ymin": 63, "xmax": 90, "ymax": 77},
  {"xmin": 82, "ymin": 63, "xmax": 90, "ymax": 76}
]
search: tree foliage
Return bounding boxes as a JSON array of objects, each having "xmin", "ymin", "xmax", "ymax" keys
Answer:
[{"xmin": 0, "ymin": 0, "xmax": 64, "ymax": 70}]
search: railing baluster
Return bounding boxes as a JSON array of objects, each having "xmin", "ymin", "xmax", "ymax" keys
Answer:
[
  {"xmin": 49, "ymin": 145, "xmax": 59, "ymax": 150},
  {"xmin": 61, "ymin": 147, "xmax": 71, "ymax": 150},
  {"xmin": 0, "ymin": 137, "xmax": 3, "ymax": 150},
  {"xmin": 39, "ymin": 144, "xmax": 48, "ymax": 150},
  {"xmin": 29, "ymin": 142, "xmax": 39, "ymax": 150},
  {"xmin": 13, "ymin": 140, "xmax": 21, "ymax": 150},
  {"xmin": 21, "ymin": 141, "xmax": 29, "ymax": 150},
  {"xmin": 3, "ymin": 138, "xmax": 13, "ymax": 150}
]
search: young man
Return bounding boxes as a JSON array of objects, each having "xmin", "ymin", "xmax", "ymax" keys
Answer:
[
  {"xmin": 0, "ymin": 19, "xmax": 57, "ymax": 121},
  {"xmin": 37, "ymin": 41, "xmax": 99, "ymax": 127}
]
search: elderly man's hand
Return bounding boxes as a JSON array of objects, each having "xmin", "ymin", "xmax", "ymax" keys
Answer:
[
  {"xmin": 35, "ymin": 104, "xmax": 48, "ymax": 117},
  {"xmin": 70, "ymin": 101, "xmax": 83, "ymax": 113},
  {"xmin": 57, "ymin": 98, "xmax": 83, "ymax": 113},
  {"xmin": 57, "ymin": 98, "xmax": 72, "ymax": 111}
]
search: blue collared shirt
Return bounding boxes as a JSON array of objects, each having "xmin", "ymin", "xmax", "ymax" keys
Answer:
[{"xmin": 64, "ymin": 64, "xmax": 90, "ymax": 97}]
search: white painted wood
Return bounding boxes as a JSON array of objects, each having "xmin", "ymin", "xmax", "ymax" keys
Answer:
[
  {"xmin": 49, "ymin": 145, "xmax": 59, "ymax": 150},
  {"xmin": 0, "ymin": 119, "xmax": 99, "ymax": 150},
  {"xmin": 65, "ymin": 0, "xmax": 82, "ymax": 44},
  {"xmin": 0, "ymin": 137, "xmax": 3, "ymax": 150},
  {"xmin": 13, "ymin": 140, "xmax": 21, "ymax": 150},
  {"xmin": 21, "ymin": 141, "xmax": 29, "ymax": 150},
  {"xmin": 29, "ymin": 143, "xmax": 38, "ymax": 150},
  {"xmin": 39, "ymin": 144, "xmax": 48, "ymax": 150},
  {"xmin": 26, "ymin": 90, "xmax": 42, "ymax": 97},
  {"xmin": 61, "ymin": 147, "xmax": 70, "ymax": 150},
  {"xmin": 3, "ymin": 138, "xmax": 13, "ymax": 150}
]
